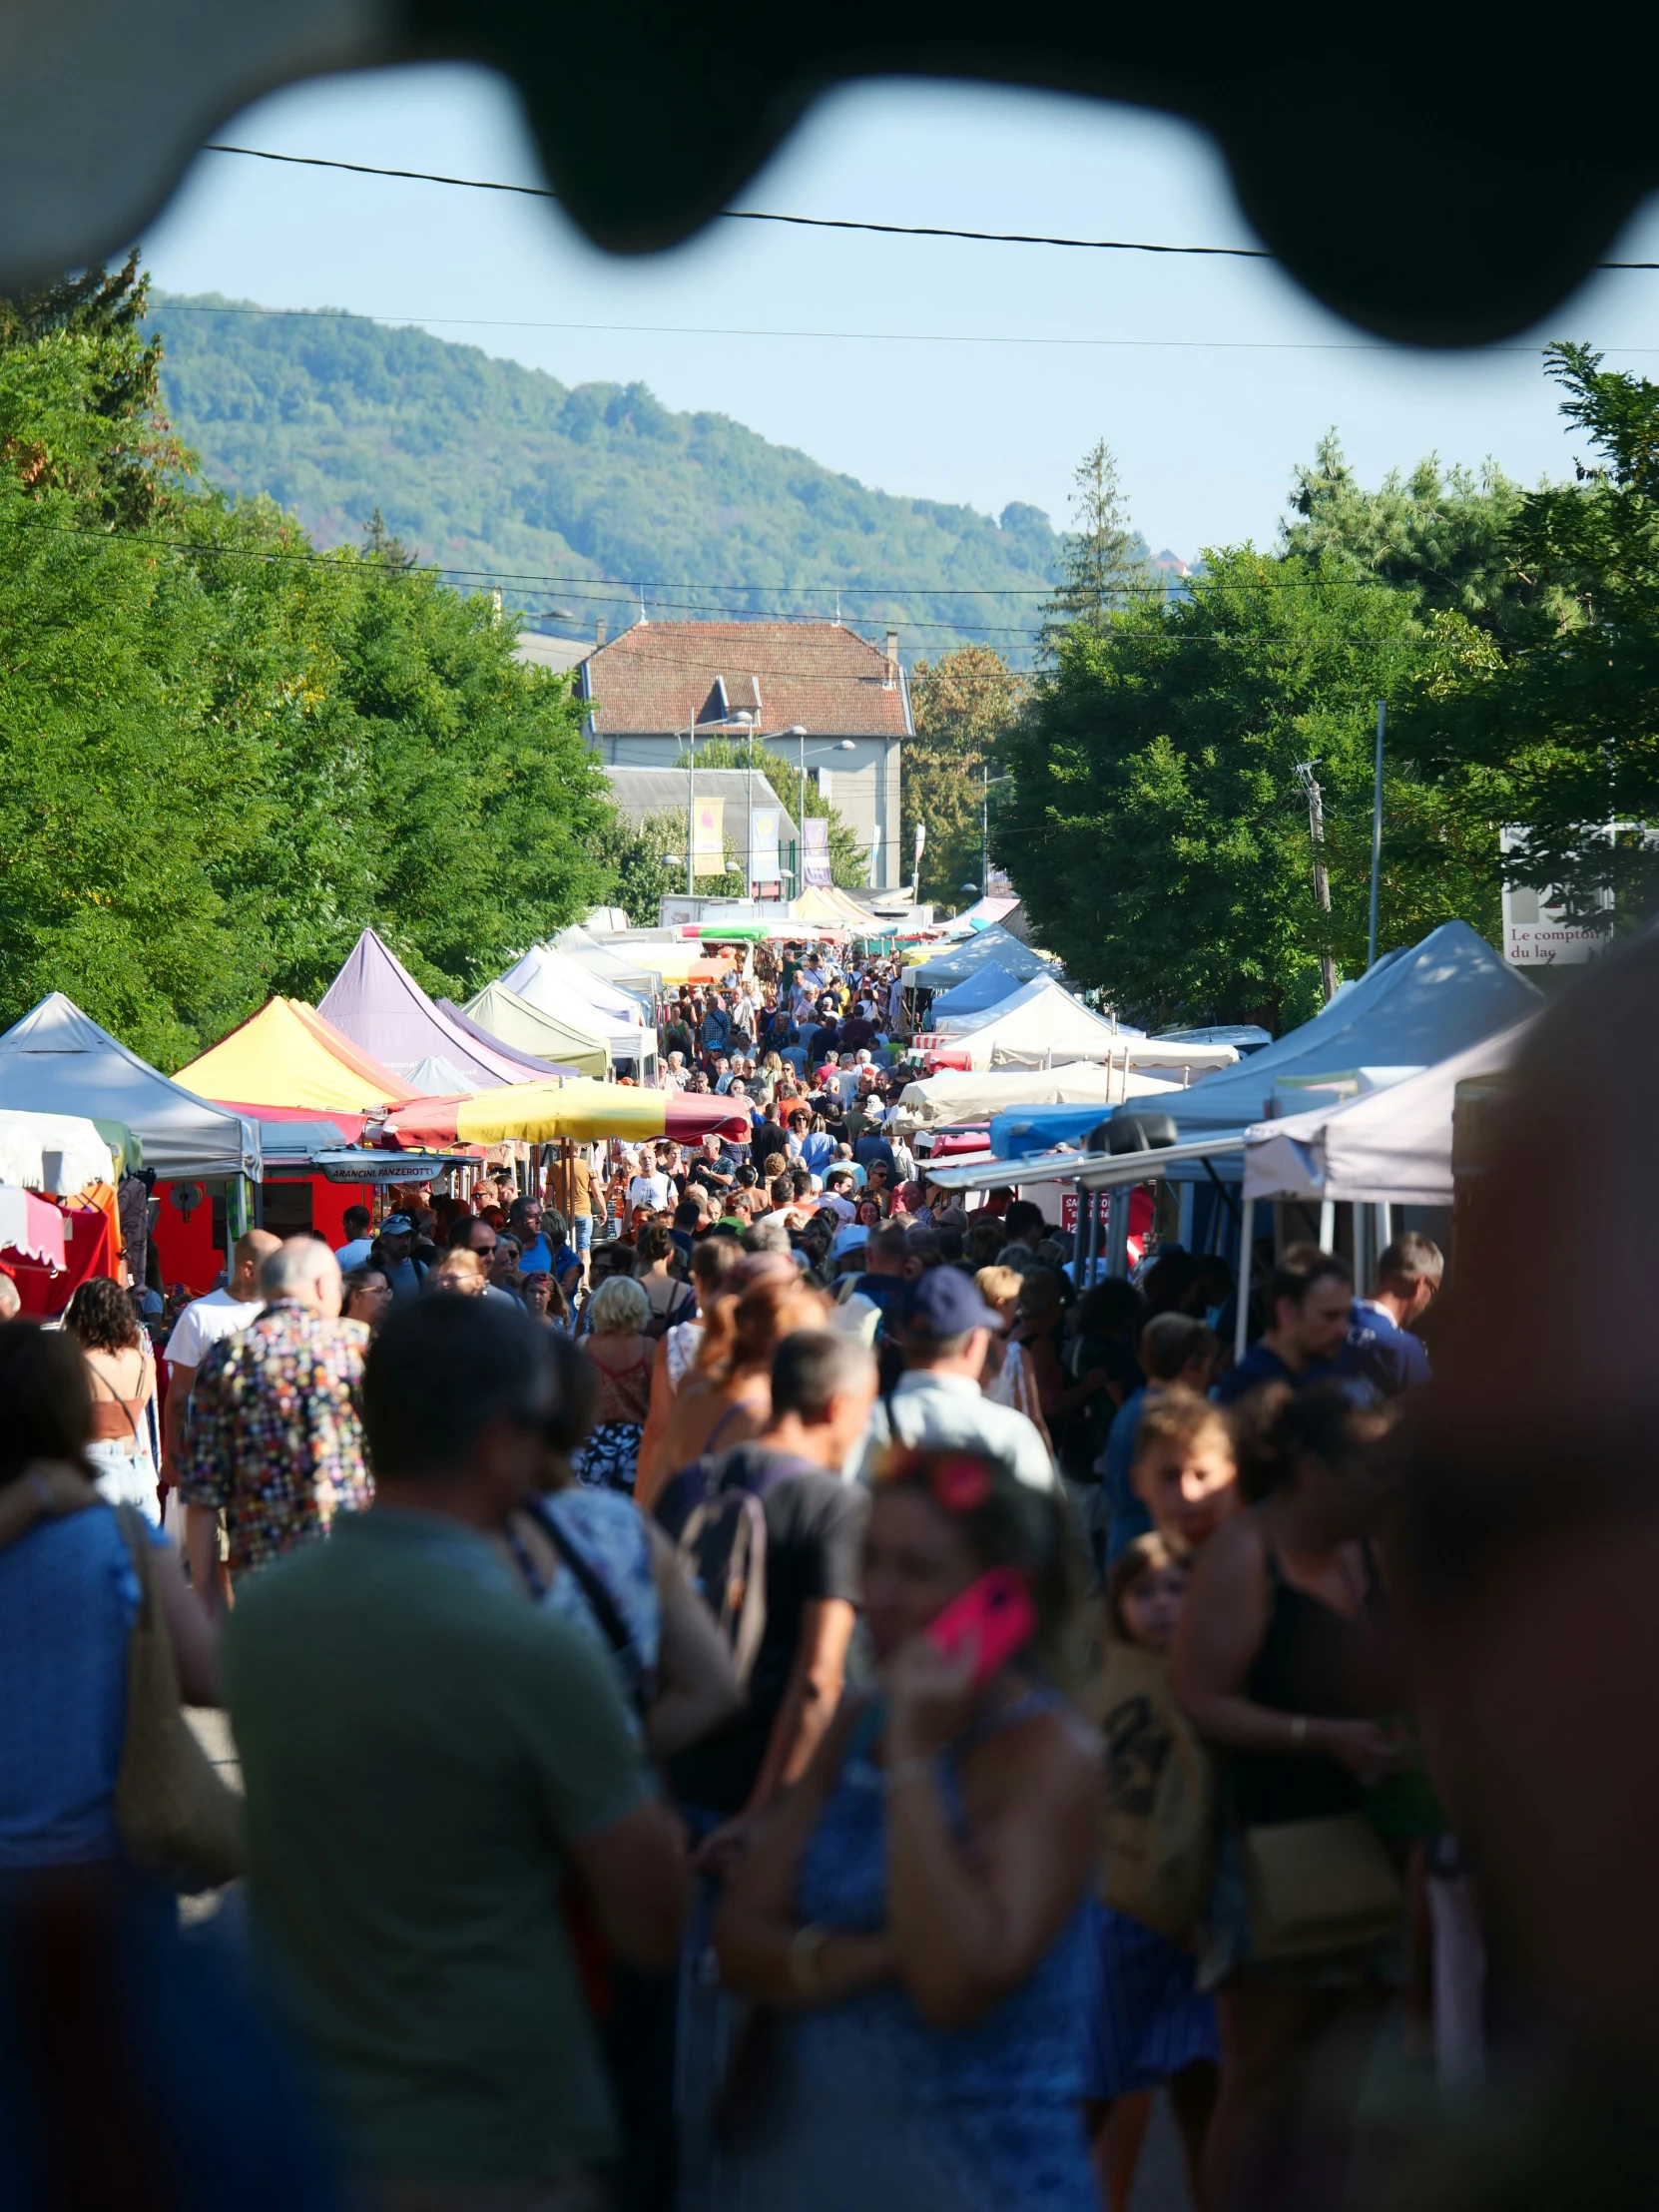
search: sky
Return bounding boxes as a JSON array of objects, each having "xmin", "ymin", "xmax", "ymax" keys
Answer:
[{"xmin": 143, "ymin": 62, "xmax": 1659, "ymax": 564}]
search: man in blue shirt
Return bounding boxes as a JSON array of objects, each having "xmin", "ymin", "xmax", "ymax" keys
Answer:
[
  {"xmin": 1215, "ymin": 1252, "xmax": 1353, "ymax": 1404},
  {"xmin": 1344, "ymin": 1232, "xmax": 1440, "ymax": 1397}
]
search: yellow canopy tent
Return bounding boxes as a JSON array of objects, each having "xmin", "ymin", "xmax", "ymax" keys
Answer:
[
  {"xmin": 462, "ymin": 980, "xmax": 610, "ymax": 1080},
  {"xmin": 173, "ymin": 997, "xmax": 418, "ymax": 1113}
]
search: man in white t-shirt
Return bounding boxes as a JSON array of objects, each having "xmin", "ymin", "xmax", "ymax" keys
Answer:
[
  {"xmin": 161, "ymin": 1230, "xmax": 280, "ymax": 1480},
  {"xmin": 333, "ymin": 1205, "xmax": 373, "ymax": 1272},
  {"xmin": 626, "ymin": 1147, "xmax": 673, "ymax": 1215}
]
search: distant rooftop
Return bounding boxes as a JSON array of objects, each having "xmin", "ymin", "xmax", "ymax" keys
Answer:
[
  {"xmin": 580, "ymin": 621, "xmax": 911, "ymax": 740},
  {"xmin": 513, "ymin": 631, "xmax": 591, "ymax": 675}
]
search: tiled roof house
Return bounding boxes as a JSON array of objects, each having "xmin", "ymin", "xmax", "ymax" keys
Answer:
[{"xmin": 578, "ymin": 621, "xmax": 910, "ymax": 888}]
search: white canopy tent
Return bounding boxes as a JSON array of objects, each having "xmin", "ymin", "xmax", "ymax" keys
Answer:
[
  {"xmin": 928, "ymin": 976, "xmax": 1239, "ymax": 1079},
  {"xmin": 0, "ymin": 1107, "xmax": 120, "ymax": 1194},
  {"xmin": 496, "ymin": 946, "xmax": 657, "ymax": 1065},
  {"xmin": 550, "ymin": 925, "xmax": 663, "ymax": 1001},
  {"xmin": 501, "ymin": 943, "xmax": 647, "ymax": 1027},
  {"xmin": 893, "ymin": 1060, "xmax": 1178, "ymax": 1132},
  {"xmin": 1243, "ymin": 1019, "xmax": 1534, "ymax": 1208},
  {"xmin": 1122, "ymin": 921, "xmax": 1540, "ymax": 1138},
  {"xmin": 907, "ymin": 926, "xmax": 1053, "ymax": 993},
  {"xmin": 0, "ymin": 994, "xmax": 260, "ymax": 1183}
]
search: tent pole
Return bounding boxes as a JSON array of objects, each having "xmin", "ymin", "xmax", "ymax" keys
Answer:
[
  {"xmin": 228, "ymin": 1176, "xmax": 254, "ymax": 1244},
  {"xmin": 1377, "ymin": 1200, "xmax": 1393, "ymax": 1256},
  {"xmin": 1319, "ymin": 1197, "xmax": 1336, "ymax": 1252},
  {"xmin": 1235, "ymin": 1196, "xmax": 1255, "ymax": 1363}
]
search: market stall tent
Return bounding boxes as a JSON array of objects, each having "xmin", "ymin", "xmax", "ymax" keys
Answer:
[
  {"xmin": 907, "ymin": 925, "xmax": 1053, "ymax": 993},
  {"xmin": 993, "ymin": 921, "xmax": 1541, "ymax": 1160},
  {"xmin": 493, "ymin": 946, "xmax": 656, "ymax": 1065},
  {"xmin": 552, "ymin": 924, "xmax": 663, "ymax": 998},
  {"xmin": 318, "ymin": 928, "xmax": 556, "ymax": 1089},
  {"xmin": 1243, "ymin": 1018, "xmax": 1535, "ymax": 1206},
  {"xmin": 892, "ymin": 1060, "xmax": 1179, "ymax": 1131},
  {"xmin": 173, "ymin": 996, "xmax": 424, "ymax": 1116},
  {"xmin": 0, "ymin": 1107, "xmax": 120, "ymax": 1194},
  {"xmin": 462, "ymin": 979, "xmax": 610, "ymax": 1080},
  {"xmin": 0, "ymin": 993, "xmax": 260, "ymax": 1183},
  {"xmin": 924, "ymin": 962, "xmax": 1031, "ymax": 1023},
  {"xmin": 499, "ymin": 943, "xmax": 648, "ymax": 1028},
  {"xmin": 436, "ymin": 999, "xmax": 577, "ymax": 1080}
]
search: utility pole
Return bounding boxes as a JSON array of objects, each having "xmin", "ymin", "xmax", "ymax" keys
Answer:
[
  {"xmin": 686, "ymin": 717, "xmax": 695, "ymax": 897},
  {"xmin": 1368, "ymin": 699, "xmax": 1385, "ymax": 970},
  {"xmin": 981, "ymin": 762, "xmax": 990, "ymax": 896},
  {"xmin": 1294, "ymin": 760, "xmax": 1337, "ymax": 1003}
]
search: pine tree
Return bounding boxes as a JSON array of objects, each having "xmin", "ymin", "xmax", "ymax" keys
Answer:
[{"xmin": 1040, "ymin": 438, "xmax": 1155, "ymax": 653}]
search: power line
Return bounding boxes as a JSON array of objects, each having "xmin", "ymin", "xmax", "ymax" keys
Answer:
[
  {"xmin": 201, "ymin": 145, "xmax": 1270, "ymax": 259},
  {"xmin": 198, "ymin": 143, "xmax": 1659, "ymax": 271}
]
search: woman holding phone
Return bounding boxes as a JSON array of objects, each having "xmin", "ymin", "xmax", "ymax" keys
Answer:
[{"xmin": 715, "ymin": 1445, "xmax": 1100, "ymax": 2212}]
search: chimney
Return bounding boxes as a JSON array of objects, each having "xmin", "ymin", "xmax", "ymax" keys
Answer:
[
  {"xmin": 884, "ymin": 630, "xmax": 898, "ymax": 688},
  {"xmin": 596, "ymin": 618, "xmax": 607, "ymax": 649}
]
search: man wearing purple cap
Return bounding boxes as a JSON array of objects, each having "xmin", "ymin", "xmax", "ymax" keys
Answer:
[{"xmin": 854, "ymin": 1267, "xmax": 1056, "ymax": 1490}]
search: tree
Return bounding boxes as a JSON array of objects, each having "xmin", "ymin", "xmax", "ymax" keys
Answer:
[
  {"xmin": 1001, "ymin": 548, "xmax": 1489, "ymax": 1031},
  {"xmin": 1282, "ymin": 433, "xmax": 1529, "ymax": 628},
  {"xmin": 905, "ymin": 646, "xmax": 1024, "ymax": 902},
  {"xmin": 0, "ymin": 259, "xmax": 641, "ymax": 1059},
  {"xmin": 1402, "ymin": 344, "xmax": 1659, "ymax": 929},
  {"xmin": 1040, "ymin": 438, "xmax": 1155, "ymax": 653}
]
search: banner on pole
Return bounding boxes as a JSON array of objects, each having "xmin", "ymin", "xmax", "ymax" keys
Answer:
[
  {"xmin": 692, "ymin": 797, "xmax": 726, "ymax": 876},
  {"xmin": 868, "ymin": 822, "xmax": 882, "ymax": 888},
  {"xmin": 803, "ymin": 817, "xmax": 831, "ymax": 887},
  {"xmin": 749, "ymin": 807, "xmax": 781, "ymax": 886}
]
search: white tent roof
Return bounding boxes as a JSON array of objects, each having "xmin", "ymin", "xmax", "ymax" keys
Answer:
[
  {"xmin": 1121, "ymin": 921, "xmax": 1541, "ymax": 1138},
  {"xmin": 0, "ymin": 994, "xmax": 260, "ymax": 1183},
  {"xmin": 552, "ymin": 925, "xmax": 662, "ymax": 998},
  {"xmin": 0, "ymin": 1107, "xmax": 120, "ymax": 1194},
  {"xmin": 894, "ymin": 1060, "xmax": 1178, "ymax": 1131},
  {"xmin": 928, "ymin": 977, "xmax": 1238, "ymax": 1077},
  {"xmin": 496, "ymin": 946, "xmax": 656, "ymax": 1062},
  {"xmin": 501, "ymin": 943, "xmax": 645, "ymax": 1026},
  {"xmin": 908, "ymin": 926, "xmax": 1053, "ymax": 992},
  {"xmin": 1243, "ymin": 1019, "xmax": 1533, "ymax": 1206}
]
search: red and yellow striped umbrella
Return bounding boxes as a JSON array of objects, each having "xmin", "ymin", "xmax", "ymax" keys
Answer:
[{"xmin": 384, "ymin": 1079, "xmax": 750, "ymax": 1149}]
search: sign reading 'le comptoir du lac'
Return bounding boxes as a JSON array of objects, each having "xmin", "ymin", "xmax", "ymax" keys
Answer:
[{"xmin": 1499, "ymin": 828, "xmax": 1610, "ymax": 967}]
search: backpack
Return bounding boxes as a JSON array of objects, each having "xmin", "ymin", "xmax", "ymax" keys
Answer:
[{"xmin": 676, "ymin": 1478, "xmax": 770, "ymax": 1689}]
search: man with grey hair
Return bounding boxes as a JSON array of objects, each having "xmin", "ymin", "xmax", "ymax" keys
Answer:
[{"xmin": 179, "ymin": 1234, "xmax": 370, "ymax": 1602}]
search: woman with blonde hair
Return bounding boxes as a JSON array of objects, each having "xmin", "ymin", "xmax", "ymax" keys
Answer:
[
  {"xmin": 573, "ymin": 1273, "xmax": 656, "ymax": 1492},
  {"xmin": 637, "ymin": 1260, "xmax": 828, "ymax": 1507},
  {"xmin": 429, "ymin": 1247, "xmax": 488, "ymax": 1296},
  {"xmin": 976, "ymin": 1264, "xmax": 1052, "ymax": 1451}
]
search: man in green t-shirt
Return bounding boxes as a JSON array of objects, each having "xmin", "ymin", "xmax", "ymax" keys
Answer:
[{"xmin": 225, "ymin": 1297, "xmax": 687, "ymax": 2204}]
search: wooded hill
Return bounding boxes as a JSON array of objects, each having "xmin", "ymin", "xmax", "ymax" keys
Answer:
[{"xmin": 148, "ymin": 293, "xmax": 1086, "ymax": 662}]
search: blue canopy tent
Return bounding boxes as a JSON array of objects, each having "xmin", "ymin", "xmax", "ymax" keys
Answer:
[
  {"xmin": 925, "ymin": 961, "xmax": 1033, "ymax": 1023},
  {"xmin": 908, "ymin": 926, "xmax": 1052, "ymax": 994},
  {"xmin": 988, "ymin": 922, "xmax": 1539, "ymax": 1163}
]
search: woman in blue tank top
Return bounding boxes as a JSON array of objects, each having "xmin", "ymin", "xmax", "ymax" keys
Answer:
[{"xmin": 716, "ymin": 1440, "xmax": 1101, "ymax": 2212}]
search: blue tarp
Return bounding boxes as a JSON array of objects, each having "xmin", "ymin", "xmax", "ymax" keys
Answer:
[
  {"xmin": 926, "ymin": 962, "xmax": 1031, "ymax": 1022},
  {"xmin": 989, "ymin": 921, "xmax": 1539, "ymax": 1161}
]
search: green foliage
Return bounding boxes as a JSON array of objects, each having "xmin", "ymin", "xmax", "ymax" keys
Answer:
[
  {"xmin": 1002, "ymin": 549, "xmax": 1492, "ymax": 1030},
  {"xmin": 1282, "ymin": 433, "xmax": 1530, "ymax": 627},
  {"xmin": 0, "ymin": 265, "xmax": 622, "ymax": 1064},
  {"xmin": 148, "ymin": 294, "xmax": 1066, "ymax": 665},
  {"xmin": 1400, "ymin": 345, "xmax": 1659, "ymax": 927},
  {"xmin": 906, "ymin": 646, "xmax": 1024, "ymax": 903}
]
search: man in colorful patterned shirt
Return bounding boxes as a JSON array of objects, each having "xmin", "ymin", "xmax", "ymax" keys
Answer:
[{"xmin": 179, "ymin": 1235, "xmax": 370, "ymax": 1599}]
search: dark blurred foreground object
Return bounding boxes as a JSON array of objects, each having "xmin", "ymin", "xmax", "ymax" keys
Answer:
[
  {"xmin": 1396, "ymin": 928, "xmax": 1659, "ymax": 2203},
  {"xmin": 0, "ymin": 1866, "xmax": 341, "ymax": 2212},
  {"xmin": 0, "ymin": 1, "xmax": 1651, "ymax": 341}
]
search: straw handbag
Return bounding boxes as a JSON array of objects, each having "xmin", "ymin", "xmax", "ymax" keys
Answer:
[{"xmin": 111, "ymin": 1505, "xmax": 245, "ymax": 1892}]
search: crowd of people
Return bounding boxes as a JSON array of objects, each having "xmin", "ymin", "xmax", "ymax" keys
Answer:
[{"xmin": 0, "ymin": 932, "xmax": 1473, "ymax": 2212}]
